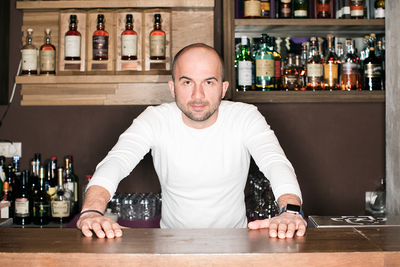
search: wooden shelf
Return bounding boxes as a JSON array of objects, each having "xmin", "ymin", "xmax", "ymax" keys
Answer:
[
  {"xmin": 234, "ymin": 91, "xmax": 385, "ymax": 103},
  {"xmin": 235, "ymin": 19, "xmax": 385, "ymax": 37},
  {"xmin": 16, "ymin": 0, "xmax": 214, "ymax": 10}
]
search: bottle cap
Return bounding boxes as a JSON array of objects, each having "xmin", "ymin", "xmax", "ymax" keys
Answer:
[
  {"xmin": 241, "ymin": 36, "xmax": 248, "ymax": 45},
  {"xmin": 45, "ymin": 28, "xmax": 51, "ymax": 34},
  {"xmin": 27, "ymin": 28, "xmax": 33, "ymax": 34},
  {"xmin": 86, "ymin": 175, "xmax": 92, "ymax": 181},
  {"xmin": 370, "ymin": 33, "xmax": 376, "ymax": 38},
  {"xmin": 126, "ymin": 14, "xmax": 133, "ymax": 22},
  {"xmin": 98, "ymin": 14, "xmax": 104, "ymax": 23}
]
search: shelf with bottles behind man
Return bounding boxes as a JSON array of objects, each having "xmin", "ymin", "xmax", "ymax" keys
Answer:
[{"xmin": 0, "ymin": 154, "xmax": 80, "ymax": 228}]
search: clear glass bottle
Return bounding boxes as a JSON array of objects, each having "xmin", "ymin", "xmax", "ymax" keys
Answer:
[
  {"xmin": 65, "ymin": 15, "xmax": 81, "ymax": 61},
  {"xmin": 293, "ymin": 0, "xmax": 308, "ymax": 18},
  {"xmin": 374, "ymin": 0, "xmax": 385, "ymax": 19},
  {"xmin": 14, "ymin": 171, "xmax": 33, "ymax": 225},
  {"xmin": 244, "ymin": 0, "xmax": 261, "ymax": 18},
  {"xmin": 39, "ymin": 28, "xmax": 56, "ymax": 75},
  {"xmin": 282, "ymin": 53, "xmax": 298, "ymax": 90},
  {"xmin": 149, "ymin": 14, "xmax": 166, "ymax": 60},
  {"xmin": 341, "ymin": 39, "xmax": 361, "ymax": 91},
  {"xmin": 295, "ymin": 55, "xmax": 307, "ymax": 91},
  {"xmin": 21, "ymin": 28, "xmax": 38, "ymax": 75},
  {"xmin": 237, "ymin": 36, "xmax": 253, "ymax": 91},
  {"xmin": 363, "ymin": 40, "xmax": 382, "ymax": 91},
  {"xmin": 93, "ymin": 14, "xmax": 109, "ymax": 60},
  {"xmin": 121, "ymin": 14, "xmax": 138, "ymax": 60},
  {"xmin": 316, "ymin": 0, "xmax": 331, "ymax": 18},
  {"xmin": 33, "ymin": 166, "xmax": 51, "ymax": 225},
  {"xmin": 324, "ymin": 34, "xmax": 340, "ymax": 90},
  {"xmin": 255, "ymin": 34, "xmax": 274, "ymax": 91},
  {"xmin": 350, "ymin": 0, "xmax": 364, "ymax": 19},
  {"xmin": 52, "ymin": 167, "xmax": 72, "ymax": 224},
  {"xmin": 300, "ymin": 42, "xmax": 308, "ymax": 68},
  {"xmin": 306, "ymin": 37, "xmax": 324, "ymax": 90}
]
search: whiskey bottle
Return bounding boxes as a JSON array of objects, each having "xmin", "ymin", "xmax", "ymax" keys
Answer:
[
  {"xmin": 121, "ymin": 14, "xmax": 138, "ymax": 60},
  {"xmin": 323, "ymin": 34, "xmax": 340, "ymax": 91},
  {"xmin": 316, "ymin": 0, "xmax": 331, "ymax": 18},
  {"xmin": 341, "ymin": 39, "xmax": 361, "ymax": 91},
  {"xmin": 46, "ymin": 157, "xmax": 57, "ymax": 200},
  {"xmin": 293, "ymin": 0, "xmax": 308, "ymax": 18},
  {"xmin": 279, "ymin": 0, "xmax": 292, "ymax": 18},
  {"xmin": 65, "ymin": 15, "xmax": 81, "ymax": 61},
  {"xmin": 342, "ymin": 0, "xmax": 351, "ymax": 19},
  {"xmin": 295, "ymin": 55, "xmax": 306, "ymax": 91},
  {"xmin": 40, "ymin": 28, "xmax": 56, "ymax": 75},
  {"xmin": 306, "ymin": 37, "xmax": 324, "ymax": 90},
  {"xmin": 374, "ymin": 0, "xmax": 385, "ymax": 19},
  {"xmin": 350, "ymin": 0, "xmax": 364, "ymax": 19},
  {"xmin": 21, "ymin": 28, "xmax": 38, "ymax": 75},
  {"xmin": 237, "ymin": 36, "xmax": 253, "ymax": 91},
  {"xmin": 260, "ymin": 0, "xmax": 270, "ymax": 18},
  {"xmin": 255, "ymin": 34, "xmax": 274, "ymax": 91},
  {"xmin": 282, "ymin": 53, "xmax": 298, "ymax": 91},
  {"xmin": 270, "ymin": 37, "xmax": 282, "ymax": 90},
  {"xmin": 33, "ymin": 166, "xmax": 51, "ymax": 225},
  {"xmin": 14, "ymin": 171, "xmax": 32, "ymax": 225},
  {"xmin": 244, "ymin": 0, "xmax": 261, "ymax": 18},
  {"xmin": 93, "ymin": 14, "xmax": 109, "ymax": 60},
  {"xmin": 51, "ymin": 167, "xmax": 72, "ymax": 224},
  {"xmin": 150, "ymin": 14, "xmax": 166, "ymax": 60},
  {"xmin": 363, "ymin": 41, "xmax": 382, "ymax": 91}
]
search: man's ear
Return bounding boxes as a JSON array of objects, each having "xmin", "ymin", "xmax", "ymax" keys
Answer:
[
  {"xmin": 222, "ymin": 81, "xmax": 229, "ymax": 99},
  {"xmin": 168, "ymin": 80, "xmax": 175, "ymax": 98}
]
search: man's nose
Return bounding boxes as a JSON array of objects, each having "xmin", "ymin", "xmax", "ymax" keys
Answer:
[{"xmin": 191, "ymin": 84, "xmax": 205, "ymax": 100}]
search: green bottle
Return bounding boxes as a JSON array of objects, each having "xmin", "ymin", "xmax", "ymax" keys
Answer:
[
  {"xmin": 237, "ymin": 36, "xmax": 253, "ymax": 91},
  {"xmin": 255, "ymin": 34, "xmax": 275, "ymax": 91},
  {"xmin": 33, "ymin": 166, "xmax": 51, "ymax": 225}
]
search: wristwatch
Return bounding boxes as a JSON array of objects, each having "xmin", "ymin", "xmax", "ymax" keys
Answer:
[{"xmin": 279, "ymin": 204, "xmax": 305, "ymax": 219}]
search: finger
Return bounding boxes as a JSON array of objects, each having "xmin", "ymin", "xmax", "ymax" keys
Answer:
[
  {"xmin": 296, "ymin": 222, "xmax": 307, "ymax": 237},
  {"xmin": 81, "ymin": 224, "xmax": 93, "ymax": 237},
  {"xmin": 112, "ymin": 223, "xmax": 123, "ymax": 237},
  {"xmin": 268, "ymin": 221, "xmax": 278, "ymax": 238},
  {"xmin": 277, "ymin": 221, "xmax": 288, "ymax": 239},
  {"xmin": 91, "ymin": 222, "xmax": 106, "ymax": 238},
  {"xmin": 248, "ymin": 219, "xmax": 271, "ymax": 229},
  {"xmin": 101, "ymin": 220, "xmax": 116, "ymax": 238},
  {"xmin": 286, "ymin": 221, "xmax": 296, "ymax": 238}
]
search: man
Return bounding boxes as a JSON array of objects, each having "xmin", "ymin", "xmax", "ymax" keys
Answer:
[{"xmin": 77, "ymin": 43, "xmax": 307, "ymax": 239}]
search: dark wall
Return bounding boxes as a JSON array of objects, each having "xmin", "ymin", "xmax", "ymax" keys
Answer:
[{"xmin": 4, "ymin": 0, "xmax": 385, "ymax": 217}]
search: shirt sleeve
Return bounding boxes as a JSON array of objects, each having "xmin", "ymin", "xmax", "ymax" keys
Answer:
[{"xmin": 242, "ymin": 105, "xmax": 303, "ymax": 203}]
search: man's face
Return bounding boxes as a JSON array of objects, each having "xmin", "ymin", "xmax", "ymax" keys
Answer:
[{"xmin": 168, "ymin": 47, "xmax": 229, "ymax": 129}]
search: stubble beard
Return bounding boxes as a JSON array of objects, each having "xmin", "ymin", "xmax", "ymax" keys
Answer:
[{"xmin": 176, "ymin": 96, "xmax": 222, "ymax": 122}]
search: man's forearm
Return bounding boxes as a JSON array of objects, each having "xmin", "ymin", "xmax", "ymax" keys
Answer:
[
  {"xmin": 81, "ymin": 185, "xmax": 111, "ymax": 213},
  {"xmin": 276, "ymin": 193, "xmax": 302, "ymax": 210}
]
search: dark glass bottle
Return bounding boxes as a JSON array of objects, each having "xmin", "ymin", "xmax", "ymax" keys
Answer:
[
  {"xmin": 52, "ymin": 167, "xmax": 72, "ymax": 224},
  {"xmin": 14, "ymin": 171, "xmax": 33, "ymax": 225},
  {"xmin": 350, "ymin": 0, "xmax": 364, "ymax": 19},
  {"xmin": 121, "ymin": 14, "xmax": 138, "ymax": 60},
  {"xmin": 270, "ymin": 37, "xmax": 282, "ymax": 90},
  {"xmin": 1, "ymin": 181, "xmax": 14, "ymax": 219},
  {"xmin": 33, "ymin": 166, "xmax": 51, "ymax": 225},
  {"xmin": 279, "ymin": 0, "xmax": 292, "ymax": 18},
  {"xmin": 363, "ymin": 44, "xmax": 382, "ymax": 91},
  {"xmin": 237, "ymin": 36, "xmax": 253, "ymax": 91},
  {"xmin": 293, "ymin": 0, "xmax": 308, "ymax": 18},
  {"xmin": 149, "ymin": 14, "xmax": 166, "ymax": 60},
  {"xmin": 64, "ymin": 156, "xmax": 79, "ymax": 216},
  {"xmin": 65, "ymin": 14, "xmax": 81, "ymax": 61},
  {"xmin": 93, "ymin": 14, "xmax": 109, "ymax": 60},
  {"xmin": 316, "ymin": 0, "xmax": 331, "ymax": 18}
]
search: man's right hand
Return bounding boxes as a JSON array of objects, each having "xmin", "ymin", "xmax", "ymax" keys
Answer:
[{"xmin": 77, "ymin": 212, "xmax": 123, "ymax": 238}]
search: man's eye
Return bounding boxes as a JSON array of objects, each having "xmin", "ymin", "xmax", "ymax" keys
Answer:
[
  {"xmin": 184, "ymin": 81, "xmax": 191, "ymax": 85},
  {"xmin": 206, "ymin": 81, "xmax": 213, "ymax": 85}
]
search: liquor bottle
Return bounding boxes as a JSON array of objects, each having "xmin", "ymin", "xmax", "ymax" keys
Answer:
[
  {"xmin": 336, "ymin": 43, "xmax": 344, "ymax": 62},
  {"xmin": 293, "ymin": 0, "xmax": 308, "ymax": 18},
  {"xmin": 33, "ymin": 166, "xmax": 51, "ymax": 225},
  {"xmin": 52, "ymin": 167, "xmax": 72, "ymax": 224},
  {"xmin": 341, "ymin": 38, "xmax": 361, "ymax": 91},
  {"xmin": 30, "ymin": 159, "xmax": 37, "ymax": 195},
  {"xmin": 64, "ymin": 156, "xmax": 78, "ymax": 216},
  {"xmin": 7, "ymin": 165, "xmax": 20, "ymax": 194},
  {"xmin": 150, "ymin": 14, "xmax": 166, "ymax": 60},
  {"xmin": 68, "ymin": 155, "xmax": 79, "ymax": 215},
  {"xmin": 65, "ymin": 14, "xmax": 81, "ymax": 61},
  {"xmin": 121, "ymin": 14, "xmax": 138, "ymax": 61},
  {"xmin": 282, "ymin": 53, "xmax": 298, "ymax": 90},
  {"xmin": 39, "ymin": 28, "xmax": 56, "ymax": 75},
  {"xmin": 295, "ymin": 55, "xmax": 306, "ymax": 90},
  {"xmin": 14, "ymin": 171, "xmax": 33, "ymax": 225},
  {"xmin": 1, "ymin": 181, "xmax": 14, "ymax": 219},
  {"xmin": 323, "ymin": 34, "xmax": 340, "ymax": 91},
  {"xmin": 237, "ymin": 36, "xmax": 253, "ymax": 91},
  {"xmin": 93, "ymin": 14, "xmax": 109, "ymax": 60},
  {"xmin": 270, "ymin": 37, "xmax": 282, "ymax": 90},
  {"xmin": 255, "ymin": 34, "xmax": 274, "ymax": 91},
  {"xmin": 379, "ymin": 37, "xmax": 385, "ymax": 90},
  {"xmin": 21, "ymin": 28, "xmax": 38, "ymax": 75},
  {"xmin": 261, "ymin": 0, "xmax": 271, "ymax": 17},
  {"xmin": 316, "ymin": 0, "xmax": 331, "ymax": 18},
  {"xmin": 374, "ymin": 0, "xmax": 385, "ymax": 19},
  {"xmin": 350, "ymin": 0, "xmax": 364, "ymax": 19},
  {"xmin": 363, "ymin": 39, "xmax": 382, "ymax": 91},
  {"xmin": 279, "ymin": 0, "xmax": 292, "ymax": 18},
  {"xmin": 46, "ymin": 157, "xmax": 57, "ymax": 200},
  {"xmin": 341, "ymin": 0, "xmax": 351, "ymax": 18},
  {"xmin": 306, "ymin": 37, "xmax": 324, "ymax": 90},
  {"xmin": 244, "ymin": 0, "xmax": 261, "ymax": 18},
  {"xmin": 300, "ymin": 42, "xmax": 308, "ymax": 67},
  {"xmin": 34, "ymin": 153, "xmax": 41, "ymax": 177}
]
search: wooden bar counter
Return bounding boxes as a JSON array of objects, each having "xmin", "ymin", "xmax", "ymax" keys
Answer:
[{"xmin": 1, "ymin": 227, "xmax": 400, "ymax": 266}]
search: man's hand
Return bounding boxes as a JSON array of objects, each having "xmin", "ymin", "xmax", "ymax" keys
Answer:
[
  {"xmin": 248, "ymin": 212, "xmax": 307, "ymax": 238},
  {"xmin": 77, "ymin": 212, "xmax": 123, "ymax": 238}
]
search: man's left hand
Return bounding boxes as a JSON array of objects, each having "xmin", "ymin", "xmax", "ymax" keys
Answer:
[{"xmin": 247, "ymin": 212, "xmax": 307, "ymax": 239}]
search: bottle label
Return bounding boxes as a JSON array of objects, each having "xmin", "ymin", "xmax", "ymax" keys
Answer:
[
  {"xmin": 281, "ymin": 6, "xmax": 291, "ymax": 16},
  {"xmin": 93, "ymin": 36, "xmax": 109, "ymax": 57},
  {"xmin": 350, "ymin": 0, "xmax": 363, "ymax": 5},
  {"xmin": 66, "ymin": 181, "xmax": 75, "ymax": 198},
  {"xmin": 284, "ymin": 75, "xmax": 298, "ymax": 88},
  {"xmin": 74, "ymin": 181, "xmax": 78, "ymax": 204},
  {"xmin": 65, "ymin": 36, "xmax": 81, "ymax": 58},
  {"xmin": 121, "ymin": 35, "xmax": 138, "ymax": 57},
  {"xmin": 47, "ymin": 187, "xmax": 56, "ymax": 200},
  {"xmin": 295, "ymin": 10, "xmax": 307, "ymax": 17},
  {"xmin": 40, "ymin": 50, "xmax": 55, "ymax": 71},
  {"xmin": 22, "ymin": 49, "xmax": 38, "ymax": 71},
  {"xmin": 350, "ymin": 0, "xmax": 364, "ymax": 16},
  {"xmin": 256, "ymin": 59, "xmax": 274, "ymax": 78},
  {"xmin": 261, "ymin": 1, "xmax": 270, "ymax": 17},
  {"xmin": 364, "ymin": 64, "xmax": 382, "ymax": 78},
  {"xmin": 244, "ymin": 1, "xmax": 261, "ymax": 17},
  {"xmin": 375, "ymin": 8, "xmax": 385, "ymax": 18},
  {"xmin": 342, "ymin": 62, "xmax": 358, "ymax": 75},
  {"xmin": 307, "ymin": 63, "xmax": 322, "ymax": 77},
  {"xmin": 343, "ymin": 6, "xmax": 351, "ymax": 15},
  {"xmin": 51, "ymin": 200, "xmax": 70, "ymax": 217},
  {"xmin": 238, "ymin": 61, "xmax": 252, "ymax": 86},
  {"xmin": 150, "ymin": 35, "xmax": 166, "ymax": 57},
  {"xmin": 33, "ymin": 202, "xmax": 50, "ymax": 218},
  {"xmin": 15, "ymin": 198, "xmax": 30, "ymax": 217},
  {"xmin": 275, "ymin": 60, "xmax": 281, "ymax": 78},
  {"xmin": 323, "ymin": 63, "xmax": 338, "ymax": 79}
]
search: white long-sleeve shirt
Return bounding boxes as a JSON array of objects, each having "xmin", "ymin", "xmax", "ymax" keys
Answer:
[{"xmin": 88, "ymin": 100, "xmax": 302, "ymax": 228}]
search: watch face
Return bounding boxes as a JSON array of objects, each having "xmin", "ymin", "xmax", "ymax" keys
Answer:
[{"xmin": 286, "ymin": 203, "xmax": 301, "ymax": 213}]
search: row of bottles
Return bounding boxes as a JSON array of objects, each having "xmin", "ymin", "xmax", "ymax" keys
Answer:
[
  {"xmin": 21, "ymin": 13, "xmax": 166, "ymax": 75},
  {"xmin": 0, "ymin": 154, "xmax": 79, "ymax": 226},
  {"xmin": 242, "ymin": 0, "xmax": 384, "ymax": 19},
  {"xmin": 236, "ymin": 33, "xmax": 385, "ymax": 91}
]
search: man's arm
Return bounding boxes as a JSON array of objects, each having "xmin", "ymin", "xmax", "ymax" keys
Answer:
[
  {"xmin": 76, "ymin": 185, "xmax": 122, "ymax": 238},
  {"xmin": 248, "ymin": 193, "xmax": 307, "ymax": 238}
]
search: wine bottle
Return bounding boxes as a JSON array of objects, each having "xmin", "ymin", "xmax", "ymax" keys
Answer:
[
  {"xmin": 14, "ymin": 171, "xmax": 33, "ymax": 225},
  {"xmin": 93, "ymin": 14, "xmax": 109, "ymax": 60},
  {"xmin": 64, "ymin": 156, "xmax": 79, "ymax": 216},
  {"xmin": 237, "ymin": 36, "xmax": 253, "ymax": 91},
  {"xmin": 293, "ymin": 0, "xmax": 308, "ymax": 18},
  {"xmin": 121, "ymin": 14, "xmax": 138, "ymax": 60},
  {"xmin": 270, "ymin": 37, "xmax": 282, "ymax": 90},
  {"xmin": 149, "ymin": 14, "xmax": 166, "ymax": 60},
  {"xmin": 374, "ymin": 0, "xmax": 385, "ymax": 19},
  {"xmin": 33, "ymin": 166, "xmax": 51, "ymax": 225},
  {"xmin": 363, "ymin": 39, "xmax": 382, "ymax": 91},
  {"xmin": 65, "ymin": 14, "xmax": 81, "ymax": 61}
]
